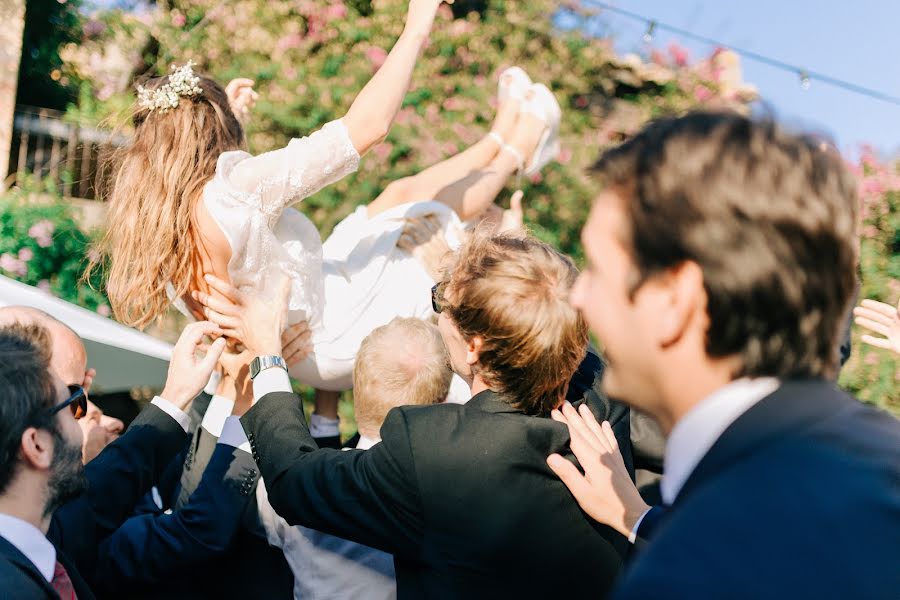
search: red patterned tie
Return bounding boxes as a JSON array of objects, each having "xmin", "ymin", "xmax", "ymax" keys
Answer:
[{"xmin": 51, "ymin": 560, "xmax": 78, "ymax": 600}]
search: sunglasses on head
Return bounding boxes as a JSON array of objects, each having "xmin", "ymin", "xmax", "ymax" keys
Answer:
[
  {"xmin": 431, "ymin": 283, "xmax": 445, "ymax": 314},
  {"xmin": 50, "ymin": 385, "xmax": 87, "ymax": 420}
]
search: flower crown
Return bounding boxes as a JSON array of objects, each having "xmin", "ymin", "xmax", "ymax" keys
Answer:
[{"xmin": 137, "ymin": 61, "xmax": 203, "ymax": 114}]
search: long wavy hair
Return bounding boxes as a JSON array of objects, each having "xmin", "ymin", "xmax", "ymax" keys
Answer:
[{"xmin": 88, "ymin": 73, "xmax": 244, "ymax": 329}]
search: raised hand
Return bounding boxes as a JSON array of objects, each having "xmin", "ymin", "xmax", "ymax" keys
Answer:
[
  {"xmin": 546, "ymin": 402, "xmax": 649, "ymax": 538},
  {"xmin": 405, "ymin": 0, "xmax": 454, "ymax": 36},
  {"xmin": 853, "ymin": 298, "xmax": 900, "ymax": 355},
  {"xmin": 398, "ymin": 213, "xmax": 452, "ymax": 282},
  {"xmin": 161, "ymin": 321, "xmax": 227, "ymax": 410},
  {"xmin": 225, "ymin": 78, "xmax": 258, "ymax": 124},
  {"xmin": 282, "ymin": 321, "xmax": 313, "ymax": 368},
  {"xmin": 499, "ymin": 190, "xmax": 525, "ymax": 233},
  {"xmin": 192, "ymin": 273, "xmax": 291, "ymax": 358}
]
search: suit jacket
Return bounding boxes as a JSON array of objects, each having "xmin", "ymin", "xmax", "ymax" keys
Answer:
[
  {"xmin": 242, "ymin": 382, "xmax": 632, "ymax": 599},
  {"xmin": 0, "ymin": 404, "xmax": 188, "ymax": 599},
  {"xmin": 96, "ymin": 391, "xmax": 339, "ymax": 600},
  {"xmin": 616, "ymin": 380, "xmax": 900, "ymax": 599}
]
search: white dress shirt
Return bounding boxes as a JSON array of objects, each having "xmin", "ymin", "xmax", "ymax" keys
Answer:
[
  {"xmin": 661, "ymin": 377, "xmax": 780, "ymax": 504},
  {"xmin": 0, "ymin": 514, "xmax": 56, "ymax": 582}
]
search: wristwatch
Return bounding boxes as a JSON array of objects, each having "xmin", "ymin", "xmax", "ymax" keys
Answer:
[{"xmin": 249, "ymin": 355, "xmax": 288, "ymax": 380}]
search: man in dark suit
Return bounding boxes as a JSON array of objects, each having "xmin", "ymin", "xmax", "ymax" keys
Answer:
[
  {"xmin": 0, "ymin": 320, "xmax": 225, "ymax": 599},
  {"xmin": 547, "ymin": 112, "xmax": 900, "ymax": 597},
  {"xmin": 197, "ymin": 232, "xmax": 632, "ymax": 598}
]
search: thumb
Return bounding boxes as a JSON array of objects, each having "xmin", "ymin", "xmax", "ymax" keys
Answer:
[
  {"xmin": 198, "ymin": 337, "xmax": 228, "ymax": 375},
  {"xmin": 510, "ymin": 190, "xmax": 523, "ymax": 214}
]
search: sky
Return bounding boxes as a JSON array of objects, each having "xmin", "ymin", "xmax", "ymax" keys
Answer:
[{"xmin": 561, "ymin": 0, "xmax": 900, "ymax": 158}]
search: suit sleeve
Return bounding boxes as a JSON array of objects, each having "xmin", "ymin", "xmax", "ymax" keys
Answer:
[
  {"xmin": 241, "ymin": 392, "xmax": 424, "ymax": 557},
  {"xmin": 48, "ymin": 403, "xmax": 189, "ymax": 577},
  {"xmin": 92, "ymin": 443, "xmax": 259, "ymax": 591}
]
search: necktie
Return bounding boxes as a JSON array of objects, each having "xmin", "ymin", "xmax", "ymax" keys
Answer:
[{"xmin": 51, "ymin": 560, "xmax": 79, "ymax": 600}]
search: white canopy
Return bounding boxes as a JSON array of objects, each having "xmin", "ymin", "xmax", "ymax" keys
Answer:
[{"xmin": 0, "ymin": 275, "xmax": 172, "ymax": 391}]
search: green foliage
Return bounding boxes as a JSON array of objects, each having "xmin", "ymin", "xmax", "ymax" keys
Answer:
[
  {"xmin": 18, "ymin": 0, "xmax": 84, "ymax": 109},
  {"xmin": 56, "ymin": 0, "xmax": 898, "ymax": 414},
  {"xmin": 0, "ymin": 180, "xmax": 109, "ymax": 313}
]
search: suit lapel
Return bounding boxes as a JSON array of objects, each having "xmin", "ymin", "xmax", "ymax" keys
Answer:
[
  {"xmin": 674, "ymin": 379, "xmax": 849, "ymax": 506},
  {"xmin": 0, "ymin": 535, "xmax": 58, "ymax": 598}
]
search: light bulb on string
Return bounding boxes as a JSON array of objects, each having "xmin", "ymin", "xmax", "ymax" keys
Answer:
[
  {"xmin": 799, "ymin": 70, "xmax": 811, "ymax": 90},
  {"xmin": 643, "ymin": 21, "xmax": 657, "ymax": 43}
]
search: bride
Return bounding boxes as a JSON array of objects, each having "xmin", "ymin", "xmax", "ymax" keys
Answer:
[{"xmin": 94, "ymin": 1, "xmax": 560, "ymax": 392}]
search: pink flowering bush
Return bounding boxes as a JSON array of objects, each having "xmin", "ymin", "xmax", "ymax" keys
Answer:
[
  {"xmin": 0, "ymin": 180, "xmax": 109, "ymax": 313},
  {"xmin": 839, "ymin": 151, "xmax": 900, "ymax": 414}
]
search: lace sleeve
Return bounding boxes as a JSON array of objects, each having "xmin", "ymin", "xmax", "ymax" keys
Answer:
[{"xmin": 226, "ymin": 119, "xmax": 360, "ymax": 218}]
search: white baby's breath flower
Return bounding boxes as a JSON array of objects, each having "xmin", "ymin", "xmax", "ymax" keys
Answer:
[{"xmin": 137, "ymin": 61, "xmax": 203, "ymax": 114}]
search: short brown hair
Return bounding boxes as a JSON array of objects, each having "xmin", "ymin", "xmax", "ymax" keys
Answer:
[
  {"xmin": 442, "ymin": 231, "xmax": 587, "ymax": 416},
  {"xmin": 591, "ymin": 111, "xmax": 858, "ymax": 380},
  {"xmin": 353, "ymin": 318, "xmax": 451, "ymax": 436}
]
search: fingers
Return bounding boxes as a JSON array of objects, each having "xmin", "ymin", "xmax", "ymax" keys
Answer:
[
  {"xmin": 546, "ymin": 453, "xmax": 594, "ymax": 501},
  {"xmin": 854, "ymin": 306, "xmax": 896, "ymax": 327},
  {"xmin": 198, "ymin": 337, "xmax": 228, "ymax": 374},
  {"xmin": 510, "ymin": 190, "xmax": 523, "ymax": 214},
  {"xmin": 177, "ymin": 321, "xmax": 224, "ymax": 352},
  {"xmin": 578, "ymin": 404, "xmax": 613, "ymax": 453},
  {"xmin": 854, "ymin": 317, "xmax": 891, "ymax": 337},
  {"xmin": 550, "ymin": 407, "xmax": 568, "ymax": 425},
  {"xmin": 203, "ymin": 274, "xmax": 242, "ymax": 303},
  {"xmin": 600, "ymin": 420, "xmax": 619, "ymax": 453},
  {"xmin": 860, "ymin": 299, "xmax": 898, "ymax": 318},
  {"xmin": 560, "ymin": 402, "xmax": 605, "ymax": 454},
  {"xmin": 191, "ymin": 289, "xmax": 241, "ymax": 318},
  {"xmin": 860, "ymin": 335, "xmax": 893, "ymax": 350}
]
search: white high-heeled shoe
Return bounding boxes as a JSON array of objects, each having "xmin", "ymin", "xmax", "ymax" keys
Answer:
[
  {"xmin": 489, "ymin": 67, "xmax": 533, "ymax": 148},
  {"xmin": 520, "ymin": 83, "xmax": 561, "ymax": 177},
  {"xmin": 498, "ymin": 66, "xmax": 532, "ymax": 103}
]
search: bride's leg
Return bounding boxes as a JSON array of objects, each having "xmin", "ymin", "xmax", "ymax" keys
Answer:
[
  {"xmin": 367, "ymin": 89, "xmax": 521, "ymax": 218},
  {"xmin": 433, "ymin": 104, "xmax": 547, "ymax": 222}
]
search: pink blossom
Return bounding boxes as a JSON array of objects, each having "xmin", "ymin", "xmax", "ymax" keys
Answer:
[
  {"xmin": 442, "ymin": 98, "xmax": 464, "ymax": 111},
  {"xmin": 325, "ymin": 3, "xmax": 347, "ymax": 20},
  {"xmin": 365, "ymin": 47, "xmax": 388, "ymax": 70},
  {"xmin": 37, "ymin": 280, "xmax": 51, "ymax": 293},
  {"xmin": 558, "ymin": 147, "xmax": 573, "ymax": 165},
  {"xmin": 0, "ymin": 253, "xmax": 26, "ymax": 277},
  {"xmin": 668, "ymin": 42, "xmax": 690, "ymax": 67},
  {"xmin": 650, "ymin": 50, "xmax": 668, "ymax": 66},
  {"xmin": 860, "ymin": 178, "xmax": 885, "ymax": 197},
  {"xmin": 97, "ymin": 305, "xmax": 111, "ymax": 317},
  {"xmin": 864, "ymin": 352, "xmax": 879, "ymax": 366},
  {"xmin": 529, "ymin": 173, "xmax": 543, "ymax": 185},
  {"xmin": 276, "ymin": 33, "xmax": 304, "ymax": 52},
  {"xmin": 171, "ymin": 11, "xmax": 186, "ymax": 27},
  {"xmin": 28, "ymin": 220, "xmax": 55, "ymax": 248},
  {"xmin": 574, "ymin": 96, "xmax": 589, "ymax": 109},
  {"xmin": 373, "ymin": 143, "xmax": 393, "ymax": 161},
  {"xmin": 18, "ymin": 247, "xmax": 33, "ymax": 262},
  {"xmin": 693, "ymin": 84, "xmax": 713, "ymax": 103}
]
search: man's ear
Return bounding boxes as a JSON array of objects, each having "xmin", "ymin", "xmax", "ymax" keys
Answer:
[
  {"xmin": 19, "ymin": 427, "xmax": 55, "ymax": 471},
  {"xmin": 654, "ymin": 261, "xmax": 706, "ymax": 348},
  {"xmin": 466, "ymin": 336, "xmax": 484, "ymax": 366}
]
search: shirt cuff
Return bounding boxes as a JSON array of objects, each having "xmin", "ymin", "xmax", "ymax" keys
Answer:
[
  {"xmin": 252, "ymin": 364, "xmax": 292, "ymax": 403},
  {"xmin": 218, "ymin": 415, "xmax": 251, "ymax": 452},
  {"xmin": 309, "ymin": 413, "xmax": 340, "ymax": 438},
  {"xmin": 203, "ymin": 370, "xmax": 222, "ymax": 395},
  {"xmin": 628, "ymin": 507, "xmax": 653, "ymax": 544},
  {"xmin": 150, "ymin": 397, "xmax": 191, "ymax": 434}
]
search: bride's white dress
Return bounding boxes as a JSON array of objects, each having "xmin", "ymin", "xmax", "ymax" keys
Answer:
[{"xmin": 197, "ymin": 119, "xmax": 466, "ymax": 391}]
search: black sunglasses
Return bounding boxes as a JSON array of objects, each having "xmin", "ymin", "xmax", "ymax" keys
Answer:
[
  {"xmin": 50, "ymin": 385, "xmax": 88, "ymax": 420},
  {"xmin": 431, "ymin": 284, "xmax": 444, "ymax": 314}
]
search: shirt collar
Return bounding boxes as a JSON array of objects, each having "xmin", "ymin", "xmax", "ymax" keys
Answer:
[
  {"xmin": 0, "ymin": 513, "xmax": 56, "ymax": 582},
  {"xmin": 661, "ymin": 377, "xmax": 780, "ymax": 505}
]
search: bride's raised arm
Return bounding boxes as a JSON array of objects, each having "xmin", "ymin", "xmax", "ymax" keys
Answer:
[
  {"xmin": 343, "ymin": 0, "xmax": 450, "ymax": 156},
  {"xmin": 226, "ymin": 0, "xmax": 451, "ymax": 210}
]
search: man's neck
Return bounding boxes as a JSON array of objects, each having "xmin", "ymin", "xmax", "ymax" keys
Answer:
[
  {"xmin": 0, "ymin": 488, "xmax": 50, "ymax": 534},
  {"xmin": 469, "ymin": 375, "xmax": 490, "ymax": 398},
  {"xmin": 656, "ymin": 357, "xmax": 741, "ymax": 435}
]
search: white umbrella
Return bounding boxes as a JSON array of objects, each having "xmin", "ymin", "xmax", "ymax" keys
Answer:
[{"xmin": 0, "ymin": 275, "xmax": 172, "ymax": 391}]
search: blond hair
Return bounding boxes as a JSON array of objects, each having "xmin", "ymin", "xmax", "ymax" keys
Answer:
[
  {"xmin": 353, "ymin": 318, "xmax": 451, "ymax": 437},
  {"xmin": 88, "ymin": 73, "xmax": 244, "ymax": 329},
  {"xmin": 441, "ymin": 231, "xmax": 587, "ymax": 416}
]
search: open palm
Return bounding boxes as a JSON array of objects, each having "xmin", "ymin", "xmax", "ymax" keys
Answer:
[{"xmin": 853, "ymin": 298, "xmax": 900, "ymax": 356}]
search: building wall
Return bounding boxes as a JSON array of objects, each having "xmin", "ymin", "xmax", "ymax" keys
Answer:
[{"xmin": 0, "ymin": 0, "xmax": 26, "ymax": 190}]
